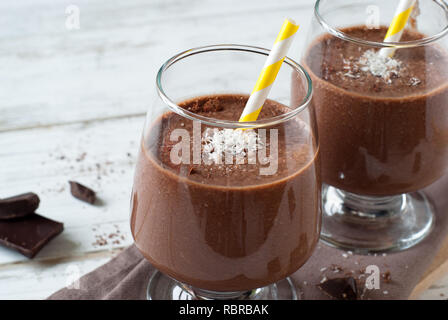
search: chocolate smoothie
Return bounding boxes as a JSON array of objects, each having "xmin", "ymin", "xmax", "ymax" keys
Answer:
[
  {"xmin": 302, "ymin": 26, "xmax": 448, "ymax": 196},
  {"xmin": 131, "ymin": 94, "xmax": 321, "ymax": 292}
]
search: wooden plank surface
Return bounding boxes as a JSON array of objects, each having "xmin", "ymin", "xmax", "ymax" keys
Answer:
[
  {"xmin": 0, "ymin": 0, "xmax": 447, "ymax": 300},
  {"xmin": 0, "ymin": 0, "xmax": 312, "ymax": 132},
  {"xmin": 0, "ymin": 249, "xmax": 123, "ymax": 300},
  {"xmin": 412, "ymin": 237, "xmax": 448, "ymax": 299}
]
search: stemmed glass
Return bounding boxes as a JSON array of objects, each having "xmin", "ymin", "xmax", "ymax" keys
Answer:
[
  {"xmin": 130, "ymin": 45, "xmax": 321, "ymax": 300},
  {"xmin": 301, "ymin": 0, "xmax": 448, "ymax": 252}
]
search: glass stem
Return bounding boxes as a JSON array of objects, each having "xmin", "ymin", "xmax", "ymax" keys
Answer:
[
  {"xmin": 326, "ymin": 187, "xmax": 407, "ymax": 219},
  {"xmin": 186, "ymin": 286, "xmax": 255, "ymax": 300}
]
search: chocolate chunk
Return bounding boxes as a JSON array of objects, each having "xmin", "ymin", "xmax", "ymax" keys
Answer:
[
  {"xmin": 69, "ymin": 181, "xmax": 96, "ymax": 204},
  {"xmin": 0, "ymin": 193, "xmax": 40, "ymax": 220},
  {"xmin": 0, "ymin": 214, "xmax": 63, "ymax": 258},
  {"xmin": 381, "ymin": 271, "xmax": 392, "ymax": 283},
  {"xmin": 318, "ymin": 277, "xmax": 358, "ymax": 300}
]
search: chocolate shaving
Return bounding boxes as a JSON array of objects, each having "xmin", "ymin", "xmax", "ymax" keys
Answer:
[
  {"xmin": 318, "ymin": 277, "xmax": 358, "ymax": 300},
  {"xmin": 0, "ymin": 193, "xmax": 40, "ymax": 220},
  {"xmin": 202, "ymin": 98, "xmax": 223, "ymax": 112},
  {"xmin": 330, "ymin": 264, "xmax": 343, "ymax": 273},
  {"xmin": 69, "ymin": 181, "xmax": 96, "ymax": 204}
]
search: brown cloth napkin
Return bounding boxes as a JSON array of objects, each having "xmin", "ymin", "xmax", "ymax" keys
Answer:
[{"xmin": 48, "ymin": 175, "xmax": 448, "ymax": 300}]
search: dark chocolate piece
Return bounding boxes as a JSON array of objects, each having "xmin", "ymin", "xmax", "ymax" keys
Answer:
[
  {"xmin": 0, "ymin": 193, "xmax": 40, "ymax": 220},
  {"xmin": 0, "ymin": 214, "xmax": 63, "ymax": 258},
  {"xmin": 318, "ymin": 277, "xmax": 358, "ymax": 300},
  {"xmin": 69, "ymin": 181, "xmax": 96, "ymax": 204}
]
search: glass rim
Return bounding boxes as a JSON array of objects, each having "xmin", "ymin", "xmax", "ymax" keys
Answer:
[
  {"xmin": 315, "ymin": 0, "xmax": 448, "ymax": 48},
  {"xmin": 156, "ymin": 44, "xmax": 313, "ymax": 129}
]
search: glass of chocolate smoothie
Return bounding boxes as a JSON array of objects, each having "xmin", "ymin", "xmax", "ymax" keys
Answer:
[
  {"xmin": 130, "ymin": 45, "xmax": 321, "ymax": 300},
  {"xmin": 300, "ymin": 0, "xmax": 448, "ymax": 252}
]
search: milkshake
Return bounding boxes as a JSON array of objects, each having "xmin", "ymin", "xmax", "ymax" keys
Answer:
[
  {"xmin": 304, "ymin": 26, "xmax": 448, "ymax": 196},
  {"xmin": 130, "ymin": 45, "xmax": 320, "ymax": 299},
  {"xmin": 131, "ymin": 94, "xmax": 321, "ymax": 292},
  {"xmin": 300, "ymin": 0, "xmax": 448, "ymax": 251}
]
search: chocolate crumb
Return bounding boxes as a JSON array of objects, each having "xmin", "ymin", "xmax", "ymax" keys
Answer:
[
  {"xmin": 76, "ymin": 152, "xmax": 87, "ymax": 162},
  {"xmin": 330, "ymin": 264, "xmax": 343, "ymax": 273},
  {"xmin": 187, "ymin": 100, "xmax": 201, "ymax": 112},
  {"xmin": 381, "ymin": 271, "xmax": 392, "ymax": 283},
  {"xmin": 202, "ymin": 98, "xmax": 224, "ymax": 112}
]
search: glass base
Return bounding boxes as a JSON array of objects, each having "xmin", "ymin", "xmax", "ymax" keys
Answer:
[
  {"xmin": 147, "ymin": 271, "xmax": 299, "ymax": 300},
  {"xmin": 321, "ymin": 185, "xmax": 435, "ymax": 253}
]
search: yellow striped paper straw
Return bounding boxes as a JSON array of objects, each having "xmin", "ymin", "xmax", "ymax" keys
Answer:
[
  {"xmin": 239, "ymin": 18, "xmax": 299, "ymax": 122},
  {"xmin": 379, "ymin": 0, "xmax": 416, "ymax": 58}
]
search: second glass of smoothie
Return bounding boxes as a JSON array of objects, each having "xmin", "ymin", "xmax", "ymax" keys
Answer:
[
  {"xmin": 300, "ymin": 0, "xmax": 448, "ymax": 252},
  {"xmin": 131, "ymin": 45, "xmax": 321, "ymax": 299}
]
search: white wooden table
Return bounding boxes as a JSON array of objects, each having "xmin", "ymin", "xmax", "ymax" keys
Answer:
[{"xmin": 0, "ymin": 0, "xmax": 446, "ymax": 300}]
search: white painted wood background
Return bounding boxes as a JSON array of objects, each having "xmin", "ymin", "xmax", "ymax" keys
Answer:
[{"xmin": 0, "ymin": 0, "xmax": 446, "ymax": 300}]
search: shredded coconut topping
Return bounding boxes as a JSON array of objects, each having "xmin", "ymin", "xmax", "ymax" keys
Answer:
[
  {"xmin": 409, "ymin": 77, "xmax": 421, "ymax": 86},
  {"xmin": 358, "ymin": 50, "xmax": 402, "ymax": 83},
  {"xmin": 202, "ymin": 128, "xmax": 263, "ymax": 163}
]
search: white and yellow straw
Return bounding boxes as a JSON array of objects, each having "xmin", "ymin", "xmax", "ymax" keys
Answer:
[
  {"xmin": 379, "ymin": 0, "xmax": 416, "ymax": 58},
  {"xmin": 239, "ymin": 18, "xmax": 299, "ymax": 123}
]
